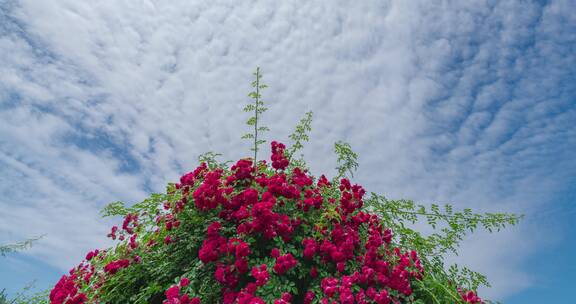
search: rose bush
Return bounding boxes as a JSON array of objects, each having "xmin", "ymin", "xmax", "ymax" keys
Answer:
[
  {"xmin": 50, "ymin": 143, "xmax": 482, "ymax": 304},
  {"xmin": 49, "ymin": 69, "xmax": 519, "ymax": 304}
]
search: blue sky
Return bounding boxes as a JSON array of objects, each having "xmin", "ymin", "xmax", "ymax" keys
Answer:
[{"xmin": 0, "ymin": 0, "xmax": 575, "ymax": 302}]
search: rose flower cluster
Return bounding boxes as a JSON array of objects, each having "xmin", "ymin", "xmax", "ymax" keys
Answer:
[{"xmin": 49, "ymin": 141, "xmax": 483, "ymax": 304}]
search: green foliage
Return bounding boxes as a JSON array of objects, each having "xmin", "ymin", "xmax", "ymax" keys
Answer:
[
  {"xmin": 364, "ymin": 194, "xmax": 521, "ymax": 302},
  {"xmin": 287, "ymin": 111, "xmax": 313, "ymax": 160},
  {"xmin": 100, "ymin": 201, "xmax": 130, "ymax": 218},
  {"xmin": 197, "ymin": 151, "xmax": 231, "ymax": 170},
  {"xmin": 92, "ymin": 189, "xmax": 226, "ymax": 303},
  {"xmin": 0, "ymin": 284, "xmax": 49, "ymax": 304},
  {"xmin": 243, "ymin": 67, "xmax": 269, "ymax": 168},
  {"xmin": 0, "ymin": 236, "xmax": 43, "ymax": 257},
  {"xmin": 367, "ymin": 195, "xmax": 522, "ymax": 257},
  {"xmin": 286, "ymin": 111, "xmax": 314, "ymax": 170},
  {"xmin": 334, "ymin": 140, "xmax": 359, "ymax": 179},
  {"xmin": 1, "ymin": 238, "xmax": 48, "ymax": 304}
]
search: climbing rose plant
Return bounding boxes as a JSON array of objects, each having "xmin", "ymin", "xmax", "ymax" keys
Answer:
[{"xmin": 49, "ymin": 69, "xmax": 520, "ymax": 304}]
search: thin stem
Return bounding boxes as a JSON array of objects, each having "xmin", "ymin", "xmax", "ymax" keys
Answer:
[
  {"xmin": 254, "ymin": 67, "xmax": 260, "ymax": 172},
  {"xmin": 377, "ymin": 205, "xmax": 520, "ymax": 221},
  {"xmin": 400, "ymin": 210, "xmax": 519, "ymax": 222}
]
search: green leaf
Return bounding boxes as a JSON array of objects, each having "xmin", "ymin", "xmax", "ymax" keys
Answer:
[
  {"xmin": 243, "ymin": 104, "xmax": 255, "ymax": 112},
  {"xmin": 246, "ymin": 117, "xmax": 257, "ymax": 126}
]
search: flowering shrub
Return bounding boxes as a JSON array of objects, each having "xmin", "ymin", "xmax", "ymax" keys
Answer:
[{"xmin": 49, "ymin": 69, "xmax": 520, "ymax": 304}]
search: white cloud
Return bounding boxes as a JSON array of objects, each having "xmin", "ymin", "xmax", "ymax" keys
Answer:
[{"xmin": 0, "ymin": 0, "xmax": 574, "ymax": 300}]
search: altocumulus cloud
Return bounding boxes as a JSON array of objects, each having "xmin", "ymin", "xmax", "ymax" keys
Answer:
[{"xmin": 0, "ymin": 0, "xmax": 574, "ymax": 300}]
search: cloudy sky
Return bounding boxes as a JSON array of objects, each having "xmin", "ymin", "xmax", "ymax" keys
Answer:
[{"xmin": 0, "ymin": 0, "xmax": 574, "ymax": 302}]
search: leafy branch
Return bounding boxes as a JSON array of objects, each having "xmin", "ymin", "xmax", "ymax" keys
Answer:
[
  {"xmin": 0, "ymin": 236, "xmax": 44, "ymax": 257},
  {"xmin": 367, "ymin": 195, "xmax": 522, "ymax": 257},
  {"xmin": 364, "ymin": 193, "xmax": 522, "ymax": 294},
  {"xmin": 198, "ymin": 151, "xmax": 231, "ymax": 170},
  {"xmin": 100, "ymin": 201, "xmax": 131, "ymax": 218},
  {"xmin": 0, "ymin": 283, "xmax": 48, "ymax": 304},
  {"xmin": 334, "ymin": 141, "xmax": 359, "ymax": 179},
  {"xmin": 242, "ymin": 67, "xmax": 269, "ymax": 170},
  {"xmin": 286, "ymin": 111, "xmax": 313, "ymax": 168}
]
